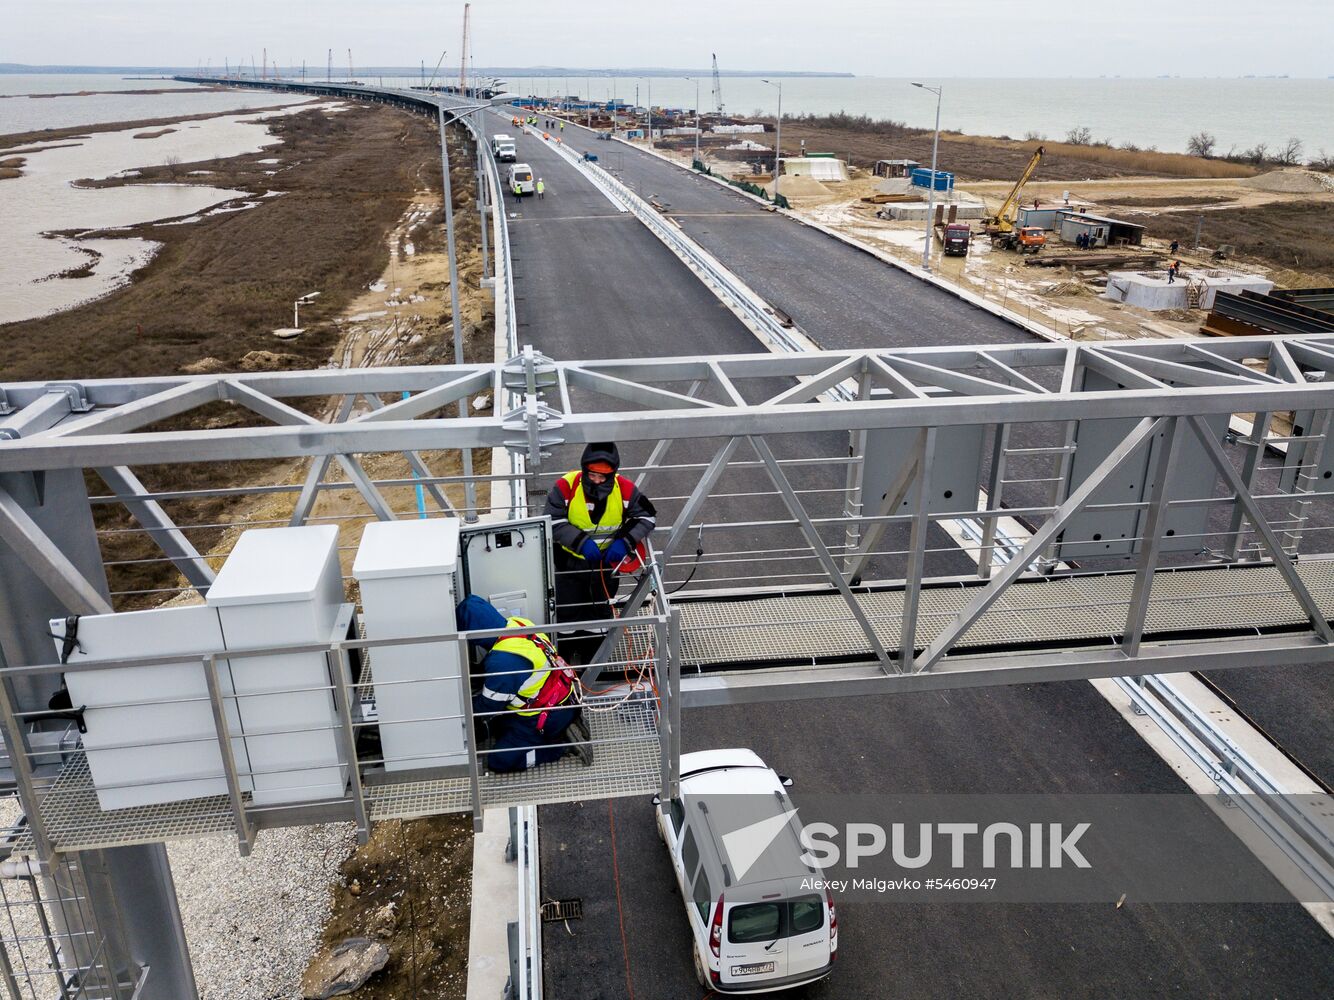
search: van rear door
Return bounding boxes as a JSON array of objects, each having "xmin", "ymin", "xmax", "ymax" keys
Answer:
[
  {"xmin": 782, "ymin": 885, "xmax": 831, "ymax": 978},
  {"xmin": 720, "ymin": 884, "xmax": 788, "ymax": 988}
]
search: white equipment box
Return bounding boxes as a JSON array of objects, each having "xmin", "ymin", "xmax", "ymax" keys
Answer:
[
  {"xmin": 55, "ymin": 605, "xmax": 242, "ymax": 811},
  {"xmin": 53, "ymin": 525, "xmax": 351, "ymax": 811},
  {"xmin": 353, "ymin": 519, "xmax": 467, "ymax": 772},
  {"xmin": 206, "ymin": 525, "xmax": 349, "ymax": 805}
]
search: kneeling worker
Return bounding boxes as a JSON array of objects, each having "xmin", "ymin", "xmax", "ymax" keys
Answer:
[
  {"xmin": 544, "ymin": 442, "xmax": 656, "ymax": 660},
  {"xmin": 457, "ymin": 595, "xmax": 592, "ymax": 771}
]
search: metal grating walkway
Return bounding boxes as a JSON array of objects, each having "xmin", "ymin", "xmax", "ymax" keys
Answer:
[
  {"xmin": 677, "ymin": 561, "xmax": 1334, "ymax": 668},
  {"xmin": 15, "ymin": 693, "xmax": 661, "ymax": 855},
  {"xmin": 369, "ymin": 693, "xmax": 662, "ymax": 821},
  {"xmin": 13, "ymin": 753, "xmax": 240, "ymax": 852}
]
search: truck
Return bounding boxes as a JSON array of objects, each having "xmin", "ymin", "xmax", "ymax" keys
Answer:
[
  {"xmin": 935, "ymin": 222, "xmax": 972, "ymax": 256},
  {"xmin": 491, "ymin": 134, "xmax": 517, "ymax": 162},
  {"xmin": 981, "ymin": 145, "xmax": 1047, "ymax": 254}
]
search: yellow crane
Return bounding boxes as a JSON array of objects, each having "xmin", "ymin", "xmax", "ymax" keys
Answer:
[{"xmin": 983, "ymin": 145, "xmax": 1046, "ymax": 253}]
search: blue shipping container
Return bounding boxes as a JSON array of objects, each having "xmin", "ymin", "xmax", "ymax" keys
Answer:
[{"xmin": 910, "ymin": 168, "xmax": 954, "ymax": 192}]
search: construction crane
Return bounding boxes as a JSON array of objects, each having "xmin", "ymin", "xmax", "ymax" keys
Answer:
[
  {"xmin": 348, "ymin": 49, "xmax": 354, "ymax": 83},
  {"xmin": 459, "ymin": 2, "xmax": 471, "ymax": 95},
  {"xmin": 711, "ymin": 54, "xmax": 724, "ymax": 116},
  {"xmin": 982, "ymin": 145, "xmax": 1046, "ymax": 253}
]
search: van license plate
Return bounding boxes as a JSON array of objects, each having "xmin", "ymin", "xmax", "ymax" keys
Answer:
[{"xmin": 731, "ymin": 962, "xmax": 776, "ymax": 977}]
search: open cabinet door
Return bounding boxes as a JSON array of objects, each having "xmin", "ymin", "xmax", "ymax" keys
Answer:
[{"xmin": 457, "ymin": 516, "xmax": 556, "ymax": 624}]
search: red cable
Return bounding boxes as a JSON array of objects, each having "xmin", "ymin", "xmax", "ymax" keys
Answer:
[{"xmin": 607, "ymin": 799, "xmax": 637, "ymax": 1000}]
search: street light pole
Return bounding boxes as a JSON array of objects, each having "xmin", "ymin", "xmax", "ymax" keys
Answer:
[
  {"xmin": 761, "ymin": 79, "xmax": 782, "ymax": 200},
  {"xmin": 912, "ymin": 81, "xmax": 943, "ymax": 272},
  {"xmin": 684, "ymin": 76, "xmax": 700, "ymax": 165},
  {"xmin": 436, "ymin": 100, "xmax": 494, "ymax": 520}
]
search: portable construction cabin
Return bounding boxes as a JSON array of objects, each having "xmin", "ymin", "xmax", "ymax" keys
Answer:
[
  {"xmin": 874, "ymin": 158, "xmax": 919, "ymax": 178},
  {"xmin": 1057, "ymin": 210, "xmax": 1145, "ymax": 248},
  {"xmin": 1016, "ymin": 205, "xmax": 1069, "ymax": 231}
]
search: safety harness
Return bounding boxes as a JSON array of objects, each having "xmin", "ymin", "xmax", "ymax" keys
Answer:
[{"xmin": 492, "ymin": 617, "xmax": 579, "ymax": 733}]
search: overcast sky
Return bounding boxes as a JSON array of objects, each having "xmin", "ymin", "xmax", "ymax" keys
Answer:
[{"xmin": 6, "ymin": 1, "xmax": 1332, "ymax": 77}]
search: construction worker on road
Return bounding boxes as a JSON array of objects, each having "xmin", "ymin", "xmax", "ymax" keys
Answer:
[
  {"xmin": 457, "ymin": 595, "xmax": 593, "ymax": 771},
  {"xmin": 544, "ymin": 442, "xmax": 656, "ymax": 662},
  {"xmin": 536, "ymin": 178, "xmax": 545, "ymax": 199},
  {"xmin": 559, "ymin": 120, "xmax": 565, "ymax": 132}
]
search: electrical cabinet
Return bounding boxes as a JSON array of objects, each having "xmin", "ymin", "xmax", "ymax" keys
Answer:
[
  {"xmin": 457, "ymin": 517, "xmax": 555, "ymax": 624},
  {"xmin": 205, "ymin": 525, "xmax": 349, "ymax": 805},
  {"xmin": 353, "ymin": 518, "xmax": 466, "ymax": 773},
  {"xmin": 862, "ymin": 389, "xmax": 985, "ymax": 519},
  {"xmin": 53, "ymin": 605, "xmax": 243, "ymax": 811}
]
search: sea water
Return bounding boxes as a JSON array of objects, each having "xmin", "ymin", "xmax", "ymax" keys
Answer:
[{"xmin": 0, "ymin": 99, "xmax": 317, "ymax": 324}]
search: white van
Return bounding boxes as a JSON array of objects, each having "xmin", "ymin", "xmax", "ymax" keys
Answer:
[
  {"xmin": 655, "ymin": 748, "xmax": 837, "ymax": 993},
  {"xmin": 491, "ymin": 134, "xmax": 517, "ymax": 161},
  {"xmin": 507, "ymin": 163, "xmax": 535, "ymax": 196}
]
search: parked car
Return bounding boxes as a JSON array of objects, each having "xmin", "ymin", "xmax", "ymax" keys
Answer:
[{"xmin": 655, "ymin": 748, "xmax": 837, "ymax": 993}]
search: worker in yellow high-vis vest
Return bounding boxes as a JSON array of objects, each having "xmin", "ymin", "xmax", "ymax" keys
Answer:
[
  {"xmin": 543, "ymin": 442, "xmax": 656, "ymax": 661},
  {"xmin": 457, "ymin": 595, "xmax": 592, "ymax": 771}
]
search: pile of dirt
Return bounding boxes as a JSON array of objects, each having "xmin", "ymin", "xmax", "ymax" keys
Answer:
[
  {"xmin": 1242, "ymin": 169, "xmax": 1334, "ymax": 194},
  {"xmin": 239, "ymin": 349, "xmax": 307, "ymax": 372},
  {"xmin": 776, "ymin": 174, "xmax": 832, "ymax": 198},
  {"xmin": 300, "ymin": 816, "xmax": 473, "ymax": 999},
  {"xmin": 1040, "ymin": 278, "xmax": 1093, "ymax": 298}
]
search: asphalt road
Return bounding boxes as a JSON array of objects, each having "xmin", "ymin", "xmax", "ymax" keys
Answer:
[
  {"xmin": 542, "ymin": 691, "xmax": 1334, "ymax": 999},
  {"xmin": 480, "ymin": 112, "xmax": 1334, "ymax": 998}
]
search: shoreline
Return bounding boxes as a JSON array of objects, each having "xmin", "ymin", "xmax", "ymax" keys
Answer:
[{"xmin": 0, "ymin": 97, "xmax": 317, "ymax": 149}]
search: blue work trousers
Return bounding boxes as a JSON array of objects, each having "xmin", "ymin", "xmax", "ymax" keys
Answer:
[{"xmin": 486, "ymin": 704, "xmax": 579, "ymax": 772}]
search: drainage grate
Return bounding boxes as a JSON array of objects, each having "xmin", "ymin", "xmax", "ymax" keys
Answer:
[{"xmin": 541, "ymin": 898, "xmax": 583, "ymax": 922}]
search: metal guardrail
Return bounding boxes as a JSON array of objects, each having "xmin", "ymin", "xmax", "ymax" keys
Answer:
[
  {"xmin": 506, "ymin": 804, "xmax": 542, "ymax": 1000},
  {"xmin": 456, "ymin": 105, "xmax": 527, "ymax": 514},
  {"xmin": 1113, "ymin": 674, "xmax": 1334, "ymax": 900}
]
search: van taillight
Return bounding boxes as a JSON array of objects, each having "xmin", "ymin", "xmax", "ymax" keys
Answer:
[
  {"xmin": 709, "ymin": 895, "xmax": 724, "ymax": 957},
  {"xmin": 826, "ymin": 888, "xmax": 838, "ymax": 951}
]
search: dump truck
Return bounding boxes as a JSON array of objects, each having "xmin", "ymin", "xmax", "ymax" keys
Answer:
[{"xmin": 935, "ymin": 222, "xmax": 972, "ymax": 256}]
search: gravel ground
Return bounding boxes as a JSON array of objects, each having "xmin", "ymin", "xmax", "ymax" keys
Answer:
[
  {"xmin": 170, "ymin": 823, "xmax": 357, "ymax": 1000},
  {"xmin": 0, "ymin": 796, "xmax": 356, "ymax": 1000}
]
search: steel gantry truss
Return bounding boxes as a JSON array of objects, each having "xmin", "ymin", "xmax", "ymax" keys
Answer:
[
  {"xmin": 2, "ymin": 312, "xmax": 1334, "ymax": 933},
  {"xmin": 4, "ymin": 334, "xmax": 1334, "ymax": 694}
]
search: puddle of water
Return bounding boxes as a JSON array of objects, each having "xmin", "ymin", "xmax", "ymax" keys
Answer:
[{"xmin": 0, "ymin": 104, "xmax": 318, "ymax": 325}]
